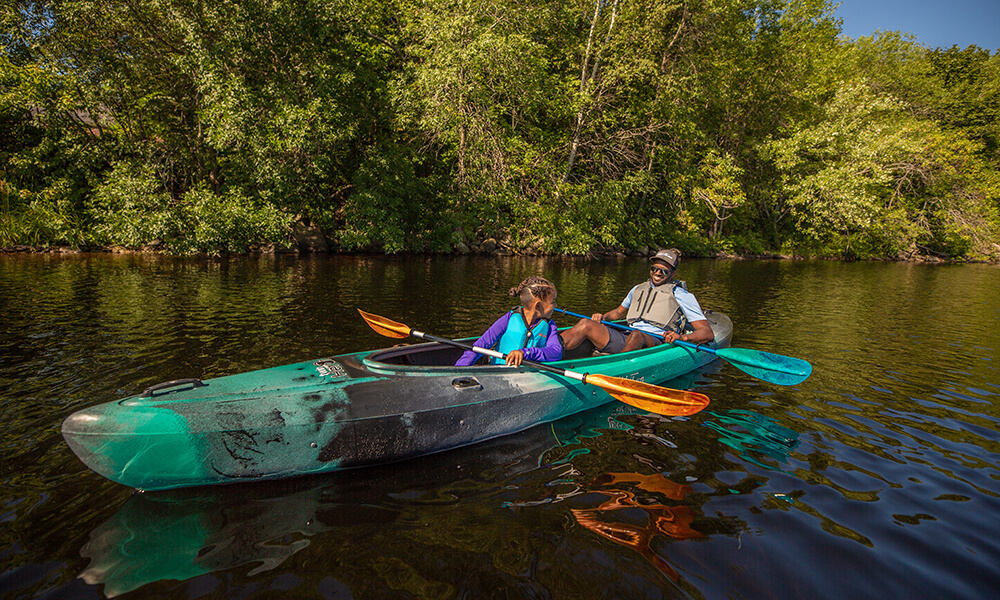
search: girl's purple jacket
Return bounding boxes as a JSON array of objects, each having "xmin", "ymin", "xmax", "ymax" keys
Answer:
[{"xmin": 455, "ymin": 312, "xmax": 563, "ymax": 366}]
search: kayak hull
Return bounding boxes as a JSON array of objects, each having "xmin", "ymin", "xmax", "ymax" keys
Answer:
[{"xmin": 62, "ymin": 313, "xmax": 732, "ymax": 490}]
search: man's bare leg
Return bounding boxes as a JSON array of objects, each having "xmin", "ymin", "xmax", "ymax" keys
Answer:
[
  {"xmin": 621, "ymin": 331, "xmax": 658, "ymax": 353},
  {"xmin": 560, "ymin": 318, "xmax": 611, "ymax": 351}
]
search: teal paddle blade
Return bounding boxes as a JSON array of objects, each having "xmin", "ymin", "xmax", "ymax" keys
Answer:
[{"xmin": 714, "ymin": 347, "xmax": 812, "ymax": 386}]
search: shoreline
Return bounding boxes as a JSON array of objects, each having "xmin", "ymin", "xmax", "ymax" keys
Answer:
[{"xmin": 0, "ymin": 244, "xmax": 985, "ymax": 264}]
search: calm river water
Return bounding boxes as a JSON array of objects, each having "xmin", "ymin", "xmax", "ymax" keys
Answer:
[{"xmin": 2, "ymin": 253, "xmax": 998, "ymax": 600}]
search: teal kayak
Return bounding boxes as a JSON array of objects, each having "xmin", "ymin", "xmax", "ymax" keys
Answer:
[{"xmin": 62, "ymin": 312, "xmax": 732, "ymax": 491}]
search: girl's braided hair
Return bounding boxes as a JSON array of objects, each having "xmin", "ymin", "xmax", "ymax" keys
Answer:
[{"xmin": 509, "ymin": 276, "xmax": 557, "ymax": 306}]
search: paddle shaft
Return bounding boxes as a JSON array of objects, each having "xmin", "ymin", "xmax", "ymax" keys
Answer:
[
  {"xmin": 357, "ymin": 308, "xmax": 711, "ymax": 414},
  {"xmin": 409, "ymin": 328, "xmax": 590, "ymax": 383},
  {"xmin": 554, "ymin": 307, "xmax": 811, "ymax": 383},
  {"xmin": 553, "ymin": 307, "xmax": 715, "ymax": 350}
]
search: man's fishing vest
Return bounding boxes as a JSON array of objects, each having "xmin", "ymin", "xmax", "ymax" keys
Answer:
[
  {"xmin": 492, "ymin": 309, "xmax": 551, "ymax": 364},
  {"xmin": 626, "ymin": 280, "xmax": 690, "ymax": 333}
]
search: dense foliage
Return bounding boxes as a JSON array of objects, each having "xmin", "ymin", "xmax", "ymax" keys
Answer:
[{"xmin": 2, "ymin": 0, "xmax": 998, "ymax": 259}]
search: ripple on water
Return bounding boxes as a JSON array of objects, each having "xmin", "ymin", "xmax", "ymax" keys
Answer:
[{"xmin": 2, "ymin": 256, "xmax": 1000, "ymax": 599}]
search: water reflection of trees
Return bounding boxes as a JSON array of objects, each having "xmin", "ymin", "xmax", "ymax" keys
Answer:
[{"xmin": 7, "ymin": 254, "xmax": 1000, "ymax": 599}]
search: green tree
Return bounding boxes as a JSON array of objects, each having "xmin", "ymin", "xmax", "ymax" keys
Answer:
[
  {"xmin": 1, "ymin": 0, "xmax": 997, "ymax": 260},
  {"xmin": 395, "ymin": 0, "xmax": 568, "ymax": 249},
  {"xmin": 766, "ymin": 80, "xmax": 999, "ymax": 259},
  {"xmin": 928, "ymin": 45, "xmax": 1000, "ymax": 162}
]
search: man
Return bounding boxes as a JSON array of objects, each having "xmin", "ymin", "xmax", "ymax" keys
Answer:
[{"xmin": 560, "ymin": 249, "xmax": 715, "ymax": 355}]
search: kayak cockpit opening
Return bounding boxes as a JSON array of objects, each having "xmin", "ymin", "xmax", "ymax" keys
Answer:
[
  {"xmin": 367, "ymin": 311, "xmax": 733, "ymax": 369},
  {"xmin": 368, "ymin": 342, "xmax": 467, "ymax": 367}
]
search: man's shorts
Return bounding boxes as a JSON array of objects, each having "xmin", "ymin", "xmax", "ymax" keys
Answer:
[{"xmin": 598, "ymin": 327, "xmax": 664, "ymax": 353}]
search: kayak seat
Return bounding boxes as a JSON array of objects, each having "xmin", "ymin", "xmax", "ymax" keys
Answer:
[{"xmin": 559, "ymin": 338, "xmax": 596, "ymax": 360}]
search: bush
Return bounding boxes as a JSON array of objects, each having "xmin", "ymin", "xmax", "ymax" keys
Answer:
[
  {"xmin": 88, "ymin": 162, "xmax": 180, "ymax": 247},
  {"xmin": 337, "ymin": 147, "xmax": 452, "ymax": 253},
  {"xmin": 89, "ymin": 162, "xmax": 290, "ymax": 253},
  {"xmin": 175, "ymin": 185, "xmax": 290, "ymax": 254}
]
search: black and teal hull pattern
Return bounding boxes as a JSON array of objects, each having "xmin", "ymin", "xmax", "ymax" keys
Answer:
[{"xmin": 62, "ymin": 314, "xmax": 732, "ymax": 491}]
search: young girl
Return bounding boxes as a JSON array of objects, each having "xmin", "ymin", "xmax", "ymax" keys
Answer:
[{"xmin": 455, "ymin": 276, "xmax": 563, "ymax": 367}]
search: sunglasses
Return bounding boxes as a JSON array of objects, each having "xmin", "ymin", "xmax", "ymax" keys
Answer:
[{"xmin": 650, "ymin": 266, "xmax": 673, "ymax": 276}]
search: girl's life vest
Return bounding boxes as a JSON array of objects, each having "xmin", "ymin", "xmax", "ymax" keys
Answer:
[
  {"xmin": 492, "ymin": 308, "xmax": 552, "ymax": 364},
  {"xmin": 625, "ymin": 280, "xmax": 690, "ymax": 333}
]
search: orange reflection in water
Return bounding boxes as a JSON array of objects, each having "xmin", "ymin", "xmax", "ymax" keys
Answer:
[
  {"xmin": 591, "ymin": 472, "xmax": 693, "ymax": 501},
  {"xmin": 571, "ymin": 473, "xmax": 701, "ymax": 581}
]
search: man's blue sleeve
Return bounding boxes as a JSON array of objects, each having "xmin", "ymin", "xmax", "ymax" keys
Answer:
[{"xmin": 674, "ymin": 288, "xmax": 707, "ymax": 323}]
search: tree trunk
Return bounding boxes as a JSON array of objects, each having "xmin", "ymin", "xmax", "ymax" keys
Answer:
[{"xmin": 562, "ymin": 0, "xmax": 619, "ymax": 184}]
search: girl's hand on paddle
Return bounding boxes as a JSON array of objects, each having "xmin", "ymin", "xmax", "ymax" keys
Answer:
[
  {"xmin": 505, "ymin": 350, "xmax": 525, "ymax": 366},
  {"xmin": 590, "ymin": 313, "xmax": 603, "ymax": 322}
]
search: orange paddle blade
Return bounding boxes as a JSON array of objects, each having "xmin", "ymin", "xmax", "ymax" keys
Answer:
[
  {"xmin": 358, "ymin": 309, "xmax": 411, "ymax": 339},
  {"xmin": 585, "ymin": 373, "xmax": 710, "ymax": 417}
]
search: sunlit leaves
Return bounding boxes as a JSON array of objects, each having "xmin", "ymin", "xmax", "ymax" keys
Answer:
[
  {"xmin": 400, "ymin": 0, "xmax": 559, "ymax": 186},
  {"xmin": 88, "ymin": 161, "xmax": 289, "ymax": 253},
  {"xmin": 1, "ymin": 1, "xmax": 997, "ymax": 259},
  {"xmin": 767, "ymin": 82, "xmax": 919, "ymax": 241},
  {"xmin": 766, "ymin": 79, "xmax": 999, "ymax": 259}
]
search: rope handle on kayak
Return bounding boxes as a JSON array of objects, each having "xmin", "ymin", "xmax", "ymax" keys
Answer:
[{"xmin": 140, "ymin": 378, "xmax": 206, "ymax": 398}]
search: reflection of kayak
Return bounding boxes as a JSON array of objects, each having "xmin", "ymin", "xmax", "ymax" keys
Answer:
[
  {"xmin": 62, "ymin": 313, "xmax": 732, "ymax": 491},
  {"xmin": 81, "ymin": 481, "xmax": 326, "ymax": 598},
  {"xmin": 77, "ymin": 403, "xmax": 668, "ymax": 596}
]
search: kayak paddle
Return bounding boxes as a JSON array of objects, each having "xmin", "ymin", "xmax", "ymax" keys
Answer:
[
  {"xmin": 553, "ymin": 308, "xmax": 811, "ymax": 386},
  {"xmin": 358, "ymin": 309, "xmax": 709, "ymax": 417}
]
